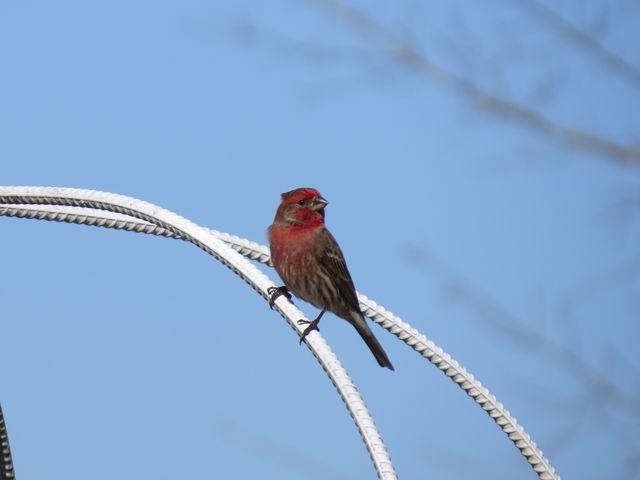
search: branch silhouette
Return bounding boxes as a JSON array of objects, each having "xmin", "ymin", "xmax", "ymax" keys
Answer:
[
  {"xmin": 517, "ymin": 0, "xmax": 640, "ymax": 90},
  {"xmin": 407, "ymin": 244, "xmax": 640, "ymax": 478},
  {"xmin": 301, "ymin": 0, "xmax": 640, "ymax": 166}
]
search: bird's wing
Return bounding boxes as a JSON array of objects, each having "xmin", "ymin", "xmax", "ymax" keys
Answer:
[{"xmin": 317, "ymin": 227, "xmax": 362, "ymax": 312}]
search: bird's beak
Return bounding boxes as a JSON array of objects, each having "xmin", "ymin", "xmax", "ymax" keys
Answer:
[{"xmin": 313, "ymin": 196, "xmax": 328, "ymax": 211}]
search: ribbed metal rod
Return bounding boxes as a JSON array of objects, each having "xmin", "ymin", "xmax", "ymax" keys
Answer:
[
  {"xmin": 0, "ymin": 187, "xmax": 397, "ymax": 480},
  {"xmin": 0, "ymin": 403, "xmax": 15, "ymax": 480},
  {"xmin": 1, "ymin": 199, "xmax": 560, "ymax": 479}
]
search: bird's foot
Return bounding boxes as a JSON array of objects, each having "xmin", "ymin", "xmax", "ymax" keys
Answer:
[
  {"xmin": 267, "ymin": 286, "xmax": 292, "ymax": 309},
  {"xmin": 297, "ymin": 318, "xmax": 321, "ymax": 344},
  {"xmin": 297, "ymin": 310, "xmax": 326, "ymax": 344}
]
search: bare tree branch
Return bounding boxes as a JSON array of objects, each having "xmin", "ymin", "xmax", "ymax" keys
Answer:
[
  {"xmin": 406, "ymin": 244, "xmax": 640, "ymax": 415},
  {"xmin": 406, "ymin": 244, "xmax": 640, "ymax": 478},
  {"xmin": 517, "ymin": 0, "xmax": 640, "ymax": 90},
  {"xmin": 305, "ymin": 0, "xmax": 640, "ymax": 167}
]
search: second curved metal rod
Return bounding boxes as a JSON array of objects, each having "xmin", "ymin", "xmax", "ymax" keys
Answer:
[
  {"xmin": 0, "ymin": 201, "xmax": 560, "ymax": 480},
  {"xmin": 0, "ymin": 403, "xmax": 16, "ymax": 480},
  {"xmin": 0, "ymin": 189, "xmax": 397, "ymax": 480}
]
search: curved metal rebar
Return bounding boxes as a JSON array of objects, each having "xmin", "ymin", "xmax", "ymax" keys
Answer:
[
  {"xmin": 1, "ymin": 190, "xmax": 562, "ymax": 480},
  {"xmin": 0, "ymin": 187, "xmax": 397, "ymax": 480},
  {"xmin": 0, "ymin": 403, "xmax": 15, "ymax": 480},
  {"xmin": 0, "ymin": 205, "xmax": 272, "ymax": 265}
]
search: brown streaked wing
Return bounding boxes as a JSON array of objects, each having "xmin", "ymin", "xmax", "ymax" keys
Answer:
[{"xmin": 316, "ymin": 228, "xmax": 362, "ymax": 313}]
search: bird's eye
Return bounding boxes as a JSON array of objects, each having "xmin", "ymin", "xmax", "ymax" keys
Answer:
[{"xmin": 298, "ymin": 199, "xmax": 306, "ymax": 205}]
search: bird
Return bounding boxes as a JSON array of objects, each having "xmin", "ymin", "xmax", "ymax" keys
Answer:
[{"xmin": 267, "ymin": 187, "xmax": 394, "ymax": 370}]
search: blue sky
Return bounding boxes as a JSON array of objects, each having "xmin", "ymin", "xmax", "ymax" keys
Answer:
[{"xmin": 2, "ymin": 1, "xmax": 639, "ymax": 479}]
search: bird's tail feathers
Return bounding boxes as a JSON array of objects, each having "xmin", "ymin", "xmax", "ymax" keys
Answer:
[{"xmin": 349, "ymin": 311, "xmax": 394, "ymax": 370}]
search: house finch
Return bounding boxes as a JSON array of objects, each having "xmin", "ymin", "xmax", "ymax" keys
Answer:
[{"xmin": 268, "ymin": 187, "xmax": 394, "ymax": 370}]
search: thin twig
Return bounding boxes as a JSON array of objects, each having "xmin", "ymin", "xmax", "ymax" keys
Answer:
[
  {"xmin": 517, "ymin": 0, "xmax": 640, "ymax": 90},
  {"xmin": 306, "ymin": 0, "xmax": 640, "ymax": 166}
]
